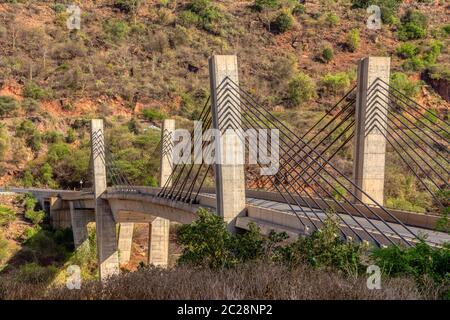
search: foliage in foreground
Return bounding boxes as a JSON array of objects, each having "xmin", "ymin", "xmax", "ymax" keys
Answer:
[{"xmin": 178, "ymin": 209, "xmax": 450, "ymax": 299}]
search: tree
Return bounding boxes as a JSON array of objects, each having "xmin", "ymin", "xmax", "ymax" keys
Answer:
[{"xmin": 287, "ymin": 73, "xmax": 316, "ymax": 106}]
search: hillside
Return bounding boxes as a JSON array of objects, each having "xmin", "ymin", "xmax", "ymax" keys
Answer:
[{"xmin": 0, "ymin": 0, "xmax": 448, "ymax": 197}]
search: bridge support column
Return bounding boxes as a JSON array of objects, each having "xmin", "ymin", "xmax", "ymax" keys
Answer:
[
  {"xmin": 353, "ymin": 57, "xmax": 390, "ymax": 206},
  {"xmin": 148, "ymin": 217, "xmax": 170, "ymax": 267},
  {"xmin": 69, "ymin": 202, "xmax": 90, "ymax": 248},
  {"xmin": 91, "ymin": 119, "xmax": 120, "ymax": 281},
  {"xmin": 209, "ymin": 55, "xmax": 246, "ymax": 231},
  {"xmin": 147, "ymin": 119, "xmax": 174, "ymax": 268},
  {"xmin": 117, "ymin": 223, "xmax": 134, "ymax": 265}
]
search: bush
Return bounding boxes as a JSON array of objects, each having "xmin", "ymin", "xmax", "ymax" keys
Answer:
[
  {"xmin": 25, "ymin": 209, "xmax": 45, "ymax": 225},
  {"xmin": 397, "ymin": 10, "xmax": 428, "ymax": 41},
  {"xmin": 253, "ymin": 0, "xmax": 280, "ymax": 12},
  {"xmin": 443, "ymin": 24, "xmax": 450, "ymax": 36},
  {"xmin": 177, "ymin": 208, "xmax": 235, "ymax": 268},
  {"xmin": 142, "ymin": 108, "xmax": 166, "ymax": 121},
  {"xmin": 43, "ymin": 131, "xmax": 64, "ymax": 144},
  {"xmin": 0, "ymin": 96, "xmax": 19, "ymax": 118},
  {"xmin": 22, "ymin": 98, "xmax": 40, "ymax": 114},
  {"xmin": 390, "ymin": 72, "xmax": 421, "ymax": 98},
  {"xmin": 270, "ymin": 12, "xmax": 294, "ymax": 34},
  {"xmin": 287, "ymin": 73, "xmax": 316, "ymax": 106},
  {"xmin": 292, "ymin": 4, "xmax": 305, "ymax": 15},
  {"xmin": 103, "ymin": 20, "xmax": 130, "ymax": 41},
  {"xmin": 276, "ymin": 218, "xmax": 366, "ymax": 275},
  {"xmin": 16, "ymin": 263, "xmax": 58, "ymax": 284},
  {"xmin": 321, "ymin": 45, "xmax": 334, "ymax": 63},
  {"xmin": 65, "ymin": 128, "xmax": 76, "ymax": 143},
  {"xmin": 346, "ymin": 28, "xmax": 360, "ymax": 52},
  {"xmin": 325, "ymin": 13, "xmax": 340, "ymax": 27},
  {"xmin": 321, "ymin": 72, "xmax": 352, "ymax": 96},
  {"xmin": 177, "ymin": 209, "xmax": 287, "ymax": 269},
  {"xmin": 113, "ymin": 0, "xmax": 140, "ymax": 13},
  {"xmin": 23, "ymin": 82, "xmax": 52, "ymax": 100},
  {"xmin": 0, "ymin": 205, "xmax": 16, "ymax": 227},
  {"xmin": 181, "ymin": 0, "xmax": 223, "ymax": 33},
  {"xmin": 396, "ymin": 43, "xmax": 419, "ymax": 59},
  {"xmin": 371, "ymin": 241, "xmax": 450, "ymax": 298}
]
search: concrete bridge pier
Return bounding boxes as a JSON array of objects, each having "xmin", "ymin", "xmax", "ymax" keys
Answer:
[
  {"xmin": 91, "ymin": 119, "xmax": 120, "ymax": 281},
  {"xmin": 209, "ymin": 55, "xmax": 246, "ymax": 232},
  {"xmin": 148, "ymin": 119, "xmax": 175, "ymax": 268},
  {"xmin": 353, "ymin": 57, "xmax": 391, "ymax": 206},
  {"xmin": 117, "ymin": 223, "xmax": 134, "ymax": 265},
  {"xmin": 69, "ymin": 202, "xmax": 91, "ymax": 248}
]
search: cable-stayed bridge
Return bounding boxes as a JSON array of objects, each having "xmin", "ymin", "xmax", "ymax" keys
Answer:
[{"xmin": 2, "ymin": 55, "xmax": 448, "ymax": 282}]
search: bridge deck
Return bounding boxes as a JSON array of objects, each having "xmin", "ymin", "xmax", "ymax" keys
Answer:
[{"xmin": 246, "ymin": 198, "xmax": 450, "ymax": 246}]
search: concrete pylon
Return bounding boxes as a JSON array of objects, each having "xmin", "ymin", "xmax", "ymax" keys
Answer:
[
  {"xmin": 159, "ymin": 119, "xmax": 175, "ymax": 187},
  {"xmin": 147, "ymin": 119, "xmax": 174, "ymax": 268},
  {"xmin": 209, "ymin": 55, "xmax": 246, "ymax": 231},
  {"xmin": 69, "ymin": 201, "xmax": 90, "ymax": 248},
  {"xmin": 353, "ymin": 57, "xmax": 391, "ymax": 206},
  {"xmin": 90, "ymin": 119, "xmax": 120, "ymax": 281}
]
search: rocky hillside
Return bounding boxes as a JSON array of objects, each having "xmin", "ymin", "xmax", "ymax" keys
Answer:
[{"xmin": 0, "ymin": 0, "xmax": 448, "ymax": 190}]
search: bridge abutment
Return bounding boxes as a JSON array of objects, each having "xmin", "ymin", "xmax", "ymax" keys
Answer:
[
  {"xmin": 209, "ymin": 55, "xmax": 246, "ymax": 232},
  {"xmin": 353, "ymin": 57, "xmax": 391, "ymax": 206},
  {"xmin": 91, "ymin": 119, "xmax": 120, "ymax": 281}
]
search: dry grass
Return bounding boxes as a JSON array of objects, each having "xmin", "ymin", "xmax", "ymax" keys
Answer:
[{"xmin": 0, "ymin": 263, "xmax": 426, "ymax": 300}]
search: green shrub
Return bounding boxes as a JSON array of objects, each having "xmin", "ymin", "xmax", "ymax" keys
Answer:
[
  {"xmin": 142, "ymin": 108, "xmax": 166, "ymax": 121},
  {"xmin": 422, "ymin": 40, "xmax": 443, "ymax": 65},
  {"xmin": 371, "ymin": 241, "xmax": 450, "ymax": 298},
  {"xmin": 396, "ymin": 43, "xmax": 419, "ymax": 59},
  {"xmin": 321, "ymin": 72, "xmax": 351, "ymax": 96},
  {"xmin": 0, "ymin": 205, "xmax": 16, "ymax": 227},
  {"xmin": 325, "ymin": 13, "xmax": 340, "ymax": 27},
  {"xmin": 65, "ymin": 128, "xmax": 76, "ymax": 143},
  {"xmin": 43, "ymin": 131, "xmax": 64, "ymax": 144},
  {"xmin": 21, "ymin": 170, "xmax": 34, "ymax": 187},
  {"xmin": 103, "ymin": 20, "xmax": 130, "ymax": 41},
  {"xmin": 25, "ymin": 209, "xmax": 45, "ymax": 225},
  {"xmin": 180, "ymin": 0, "xmax": 223, "ymax": 33},
  {"xmin": 292, "ymin": 4, "xmax": 305, "ymax": 15},
  {"xmin": 22, "ymin": 193, "xmax": 38, "ymax": 212},
  {"xmin": 177, "ymin": 208, "xmax": 234, "ymax": 268},
  {"xmin": 390, "ymin": 72, "xmax": 421, "ymax": 98},
  {"xmin": 39, "ymin": 163, "xmax": 55, "ymax": 187},
  {"xmin": 23, "ymin": 82, "xmax": 52, "ymax": 100},
  {"xmin": 113, "ymin": 0, "xmax": 140, "ymax": 13},
  {"xmin": 177, "ymin": 208, "xmax": 287, "ymax": 268},
  {"xmin": 443, "ymin": 24, "xmax": 450, "ymax": 36},
  {"xmin": 287, "ymin": 73, "xmax": 316, "ymax": 106},
  {"xmin": 16, "ymin": 263, "xmax": 58, "ymax": 284},
  {"xmin": 0, "ymin": 96, "xmax": 19, "ymax": 118},
  {"xmin": 346, "ymin": 28, "xmax": 360, "ymax": 52},
  {"xmin": 22, "ymin": 98, "xmax": 40, "ymax": 114},
  {"xmin": 52, "ymin": 3, "xmax": 66, "ymax": 13},
  {"xmin": 275, "ymin": 217, "xmax": 366, "ymax": 275},
  {"xmin": 270, "ymin": 12, "xmax": 294, "ymax": 34},
  {"xmin": 397, "ymin": 10, "xmax": 428, "ymax": 41},
  {"xmin": 321, "ymin": 45, "xmax": 334, "ymax": 63},
  {"xmin": 253, "ymin": 0, "xmax": 280, "ymax": 12}
]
